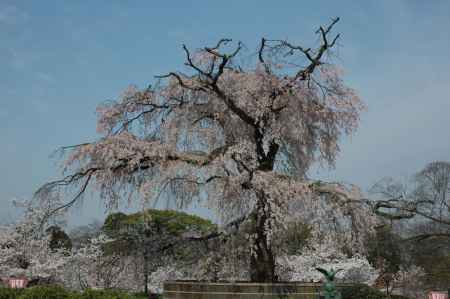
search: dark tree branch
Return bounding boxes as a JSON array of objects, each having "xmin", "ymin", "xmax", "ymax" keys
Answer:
[
  {"xmin": 210, "ymin": 41, "xmax": 242, "ymax": 84},
  {"xmin": 265, "ymin": 17, "xmax": 340, "ymax": 82},
  {"xmin": 114, "ymin": 105, "xmax": 171, "ymax": 135},
  {"xmin": 155, "ymin": 72, "xmax": 207, "ymax": 92},
  {"xmin": 258, "ymin": 38, "xmax": 271, "ymax": 74},
  {"xmin": 39, "ymin": 172, "xmax": 95, "ymax": 227},
  {"xmin": 160, "ymin": 42, "xmax": 255, "ymax": 129},
  {"xmin": 373, "ymin": 198, "xmax": 450, "ymax": 226},
  {"xmin": 159, "ymin": 213, "xmax": 252, "ymax": 254},
  {"xmin": 204, "ymin": 38, "xmax": 232, "ymax": 55},
  {"xmin": 402, "ymin": 233, "xmax": 450, "ymax": 242},
  {"xmin": 182, "ymin": 44, "xmax": 211, "ymax": 79},
  {"xmin": 50, "ymin": 143, "xmax": 92, "ymax": 159}
]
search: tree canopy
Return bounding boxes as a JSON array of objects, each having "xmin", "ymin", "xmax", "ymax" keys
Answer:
[
  {"xmin": 103, "ymin": 209, "xmax": 216, "ymax": 237},
  {"xmin": 46, "ymin": 226, "xmax": 72, "ymax": 252}
]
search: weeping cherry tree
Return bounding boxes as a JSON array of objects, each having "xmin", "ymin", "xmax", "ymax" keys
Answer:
[{"xmin": 36, "ymin": 18, "xmax": 376, "ymax": 282}]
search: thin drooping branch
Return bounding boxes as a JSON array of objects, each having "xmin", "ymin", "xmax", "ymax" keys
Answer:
[
  {"xmin": 36, "ymin": 167, "xmax": 99, "ymax": 192},
  {"xmin": 38, "ymin": 170, "xmax": 95, "ymax": 226},
  {"xmin": 150, "ymin": 174, "xmax": 226, "ymax": 209},
  {"xmin": 114, "ymin": 105, "xmax": 170, "ymax": 135},
  {"xmin": 36, "ymin": 141, "xmax": 240, "ymax": 221},
  {"xmin": 57, "ymin": 143, "xmax": 92, "ymax": 152},
  {"xmin": 159, "ymin": 212, "xmax": 252, "ymax": 253},
  {"xmin": 310, "ymin": 180, "xmax": 369, "ymax": 205}
]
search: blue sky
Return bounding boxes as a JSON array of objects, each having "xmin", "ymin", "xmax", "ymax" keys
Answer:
[{"xmin": 1, "ymin": 0, "xmax": 449, "ymax": 225}]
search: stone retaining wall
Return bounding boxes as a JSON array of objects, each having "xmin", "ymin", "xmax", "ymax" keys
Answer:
[{"xmin": 164, "ymin": 281, "xmax": 352, "ymax": 299}]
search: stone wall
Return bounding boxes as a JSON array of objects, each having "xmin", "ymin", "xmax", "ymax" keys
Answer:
[{"xmin": 164, "ymin": 281, "xmax": 352, "ymax": 299}]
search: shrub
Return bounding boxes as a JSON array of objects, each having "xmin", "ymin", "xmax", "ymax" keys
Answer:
[
  {"xmin": 81, "ymin": 289, "xmax": 136, "ymax": 299},
  {"xmin": 132, "ymin": 292, "xmax": 157, "ymax": 299},
  {"xmin": 17, "ymin": 285, "xmax": 72, "ymax": 299},
  {"xmin": 0, "ymin": 286, "xmax": 152, "ymax": 299},
  {"xmin": 0, "ymin": 287, "xmax": 23, "ymax": 299},
  {"xmin": 341, "ymin": 283, "xmax": 386, "ymax": 299}
]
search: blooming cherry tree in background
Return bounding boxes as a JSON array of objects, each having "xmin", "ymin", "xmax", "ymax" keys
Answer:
[
  {"xmin": 36, "ymin": 18, "xmax": 376, "ymax": 282},
  {"xmin": 0, "ymin": 199, "xmax": 69, "ymax": 283},
  {"xmin": 62, "ymin": 234, "xmax": 141, "ymax": 291},
  {"xmin": 0, "ymin": 199, "xmax": 141, "ymax": 291},
  {"xmin": 148, "ymin": 266, "xmax": 184, "ymax": 294},
  {"xmin": 276, "ymin": 233, "xmax": 378, "ymax": 284}
]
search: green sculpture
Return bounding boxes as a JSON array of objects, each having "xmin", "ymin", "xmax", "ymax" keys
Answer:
[{"xmin": 316, "ymin": 267, "xmax": 342, "ymax": 299}]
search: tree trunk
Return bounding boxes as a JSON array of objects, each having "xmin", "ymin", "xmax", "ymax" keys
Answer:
[
  {"xmin": 249, "ymin": 192, "xmax": 277, "ymax": 282},
  {"xmin": 143, "ymin": 248, "xmax": 149, "ymax": 294},
  {"xmin": 247, "ymin": 139, "xmax": 279, "ymax": 282},
  {"xmin": 249, "ymin": 229, "xmax": 276, "ymax": 282}
]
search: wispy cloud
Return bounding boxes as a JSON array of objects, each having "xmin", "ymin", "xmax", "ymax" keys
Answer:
[
  {"xmin": 0, "ymin": 4, "xmax": 28, "ymax": 26},
  {"xmin": 36, "ymin": 72, "xmax": 55, "ymax": 83},
  {"xmin": 9, "ymin": 48, "xmax": 27, "ymax": 71}
]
